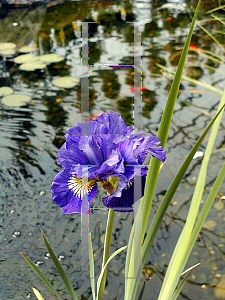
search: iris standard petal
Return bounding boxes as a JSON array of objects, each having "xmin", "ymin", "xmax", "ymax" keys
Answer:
[
  {"xmin": 65, "ymin": 120, "xmax": 108, "ymax": 139},
  {"xmin": 132, "ymin": 133, "xmax": 166, "ymax": 163},
  {"xmin": 78, "ymin": 136, "xmax": 103, "ymax": 166},
  {"xmin": 96, "ymin": 111, "xmax": 128, "ymax": 135},
  {"xmin": 57, "ymin": 142, "xmax": 89, "ymax": 167},
  {"xmin": 117, "ymin": 139, "xmax": 138, "ymax": 165},
  {"xmin": 97, "ymin": 148, "xmax": 124, "ymax": 178}
]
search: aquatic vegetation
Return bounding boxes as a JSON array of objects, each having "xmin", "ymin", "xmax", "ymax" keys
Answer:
[
  {"xmin": 14, "ymin": 54, "xmax": 39, "ymax": 64},
  {"xmin": 52, "ymin": 76, "xmax": 79, "ymax": 88},
  {"xmin": 18, "ymin": 46, "xmax": 36, "ymax": 53},
  {"xmin": 0, "ymin": 48, "xmax": 16, "ymax": 56},
  {"xmin": 1, "ymin": 94, "xmax": 31, "ymax": 106},
  {"xmin": 39, "ymin": 53, "xmax": 64, "ymax": 63},
  {"xmin": 0, "ymin": 86, "xmax": 13, "ymax": 97},
  {"xmin": 19, "ymin": 61, "xmax": 46, "ymax": 71},
  {"xmin": 0, "ymin": 42, "xmax": 16, "ymax": 51},
  {"xmin": 0, "ymin": 43, "xmax": 36, "ymax": 57}
]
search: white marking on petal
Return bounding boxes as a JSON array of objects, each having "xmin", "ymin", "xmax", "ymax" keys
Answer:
[
  {"xmin": 68, "ymin": 175, "xmax": 96, "ymax": 199},
  {"xmin": 125, "ymin": 180, "xmax": 133, "ymax": 190}
]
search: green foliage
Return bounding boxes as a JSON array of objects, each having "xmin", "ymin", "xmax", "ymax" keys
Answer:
[
  {"xmin": 96, "ymin": 245, "xmax": 127, "ymax": 300},
  {"xmin": 21, "ymin": 231, "xmax": 78, "ymax": 300},
  {"xmin": 89, "ymin": 232, "xmax": 96, "ymax": 300},
  {"xmin": 32, "ymin": 288, "xmax": 46, "ymax": 300},
  {"xmin": 21, "ymin": 252, "xmax": 63, "ymax": 300},
  {"xmin": 22, "ymin": 1, "xmax": 225, "ymax": 300},
  {"xmin": 41, "ymin": 231, "xmax": 78, "ymax": 300},
  {"xmin": 125, "ymin": 2, "xmax": 202, "ymax": 299}
]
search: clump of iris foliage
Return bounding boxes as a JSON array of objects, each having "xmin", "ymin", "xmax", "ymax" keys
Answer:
[{"xmin": 22, "ymin": 1, "xmax": 225, "ymax": 299}]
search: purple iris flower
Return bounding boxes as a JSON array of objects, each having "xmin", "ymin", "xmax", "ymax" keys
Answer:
[{"xmin": 51, "ymin": 111, "xmax": 166, "ymax": 214}]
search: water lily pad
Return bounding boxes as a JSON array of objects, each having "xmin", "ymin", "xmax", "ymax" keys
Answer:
[
  {"xmin": 39, "ymin": 53, "xmax": 64, "ymax": 63},
  {"xmin": 52, "ymin": 76, "xmax": 79, "ymax": 88},
  {"xmin": 19, "ymin": 46, "xmax": 36, "ymax": 53},
  {"xmin": 2, "ymin": 94, "xmax": 31, "ymax": 106},
  {"xmin": 14, "ymin": 54, "xmax": 39, "ymax": 64},
  {"xmin": 0, "ymin": 87, "xmax": 13, "ymax": 97},
  {"xmin": 0, "ymin": 49, "xmax": 17, "ymax": 56},
  {"xmin": 19, "ymin": 61, "xmax": 46, "ymax": 71},
  {"xmin": 0, "ymin": 42, "xmax": 16, "ymax": 51}
]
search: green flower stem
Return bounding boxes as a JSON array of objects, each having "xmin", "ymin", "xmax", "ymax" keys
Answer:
[{"xmin": 97, "ymin": 208, "xmax": 115, "ymax": 300}]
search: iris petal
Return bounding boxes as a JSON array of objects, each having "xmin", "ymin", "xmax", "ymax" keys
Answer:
[
  {"xmin": 51, "ymin": 111, "xmax": 166, "ymax": 214},
  {"xmin": 96, "ymin": 111, "xmax": 128, "ymax": 135},
  {"xmin": 118, "ymin": 140, "xmax": 138, "ymax": 165},
  {"xmin": 57, "ymin": 142, "xmax": 89, "ymax": 167},
  {"xmin": 51, "ymin": 167, "xmax": 98, "ymax": 213},
  {"xmin": 79, "ymin": 136, "xmax": 103, "ymax": 166},
  {"xmin": 51, "ymin": 168, "xmax": 76, "ymax": 208},
  {"xmin": 62, "ymin": 184, "xmax": 98, "ymax": 214}
]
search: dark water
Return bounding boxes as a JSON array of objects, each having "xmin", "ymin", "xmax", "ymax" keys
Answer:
[{"xmin": 0, "ymin": 1, "xmax": 225, "ymax": 299}]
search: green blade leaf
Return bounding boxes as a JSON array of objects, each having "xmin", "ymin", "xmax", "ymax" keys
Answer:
[
  {"xmin": 21, "ymin": 252, "xmax": 63, "ymax": 300},
  {"xmin": 157, "ymin": 0, "xmax": 201, "ymax": 148},
  {"xmin": 32, "ymin": 288, "xmax": 46, "ymax": 300},
  {"xmin": 89, "ymin": 232, "xmax": 96, "ymax": 300},
  {"xmin": 191, "ymin": 162, "xmax": 225, "ymax": 245},
  {"xmin": 158, "ymin": 83, "xmax": 225, "ymax": 300},
  {"xmin": 159, "ymin": 64, "xmax": 223, "ymax": 95},
  {"xmin": 41, "ymin": 230, "xmax": 78, "ymax": 300},
  {"xmin": 97, "ymin": 245, "xmax": 127, "ymax": 300},
  {"xmin": 97, "ymin": 209, "xmax": 115, "ymax": 300},
  {"xmin": 210, "ymin": 13, "xmax": 225, "ymax": 26},
  {"xmin": 171, "ymin": 263, "xmax": 200, "ymax": 300},
  {"xmin": 206, "ymin": 4, "xmax": 225, "ymax": 14},
  {"xmin": 137, "ymin": 280, "xmax": 146, "ymax": 300},
  {"xmin": 125, "ymin": 3, "xmax": 202, "ymax": 299},
  {"xmin": 126, "ymin": 104, "xmax": 224, "ymax": 300},
  {"xmin": 170, "ymin": 162, "xmax": 225, "ymax": 300},
  {"xmin": 142, "ymin": 103, "xmax": 225, "ymax": 263},
  {"xmin": 142, "ymin": 0, "xmax": 202, "ymax": 247},
  {"xmin": 198, "ymin": 23, "xmax": 225, "ymax": 52},
  {"xmin": 178, "ymin": 162, "xmax": 225, "ymax": 286},
  {"xmin": 189, "ymin": 47, "xmax": 225, "ymax": 62}
]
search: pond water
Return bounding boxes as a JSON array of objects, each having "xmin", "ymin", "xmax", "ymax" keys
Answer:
[{"xmin": 0, "ymin": 0, "xmax": 225, "ymax": 299}]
